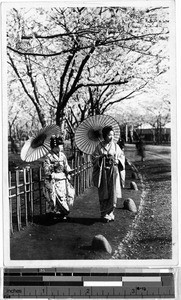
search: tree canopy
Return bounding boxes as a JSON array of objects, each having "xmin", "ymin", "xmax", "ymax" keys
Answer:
[{"xmin": 7, "ymin": 6, "xmax": 170, "ymax": 137}]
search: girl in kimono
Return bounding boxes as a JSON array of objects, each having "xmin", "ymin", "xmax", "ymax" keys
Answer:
[
  {"xmin": 43, "ymin": 135, "xmax": 75, "ymax": 220},
  {"xmin": 92, "ymin": 126, "xmax": 125, "ymax": 223}
]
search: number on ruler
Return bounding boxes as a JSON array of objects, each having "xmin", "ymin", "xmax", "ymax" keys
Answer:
[
  {"xmin": 84, "ymin": 288, "xmax": 91, "ymax": 296},
  {"xmin": 131, "ymin": 288, "xmax": 136, "ymax": 294},
  {"xmin": 136, "ymin": 287, "xmax": 147, "ymax": 291},
  {"xmin": 40, "ymin": 269, "xmax": 46, "ymax": 272},
  {"xmin": 86, "ymin": 289, "xmax": 90, "ymax": 295}
]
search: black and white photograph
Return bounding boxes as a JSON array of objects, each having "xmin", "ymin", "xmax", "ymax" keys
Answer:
[{"xmin": 1, "ymin": 0, "xmax": 178, "ymax": 267}]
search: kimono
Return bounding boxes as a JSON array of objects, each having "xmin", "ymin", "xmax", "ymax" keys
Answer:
[
  {"xmin": 92, "ymin": 141, "xmax": 125, "ymax": 218},
  {"xmin": 43, "ymin": 151, "xmax": 75, "ymax": 216}
]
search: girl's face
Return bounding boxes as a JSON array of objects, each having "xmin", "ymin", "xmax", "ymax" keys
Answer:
[
  {"xmin": 58, "ymin": 144, "xmax": 64, "ymax": 152},
  {"xmin": 52, "ymin": 144, "xmax": 64, "ymax": 154},
  {"xmin": 105, "ymin": 130, "xmax": 114, "ymax": 143},
  {"xmin": 52, "ymin": 145, "xmax": 59, "ymax": 154}
]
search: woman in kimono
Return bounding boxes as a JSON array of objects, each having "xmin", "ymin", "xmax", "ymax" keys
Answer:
[
  {"xmin": 43, "ymin": 135, "xmax": 75, "ymax": 220},
  {"xmin": 92, "ymin": 126, "xmax": 125, "ymax": 223}
]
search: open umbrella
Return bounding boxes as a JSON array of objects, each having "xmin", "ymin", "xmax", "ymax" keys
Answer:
[
  {"xmin": 75, "ymin": 115, "xmax": 120, "ymax": 154},
  {"xmin": 21, "ymin": 124, "xmax": 61, "ymax": 162}
]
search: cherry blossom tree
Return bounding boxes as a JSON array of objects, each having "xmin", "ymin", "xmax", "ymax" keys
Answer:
[{"xmin": 7, "ymin": 6, "xmax": 169, "ymax": 134}]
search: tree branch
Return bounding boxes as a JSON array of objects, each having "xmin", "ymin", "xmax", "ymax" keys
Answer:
[
  {"xmin": 7, "ymin": 30, "xmax": 167, "ymax": 57},
  {"xmin": 121, "ymin": 45, "xmax": 164, "ymax": 58},
  {"xmin": 43, "ymin": 74, "xmax": 58, "ymax": 105},
  {"xmin": 99, "ymin": 86, "xmax": 110, "ymax": 99},
  {"xmin": 70, "ymin": 107, "xmax": 79, "ymax": 125},
  {"xmin": 59, "ymin": 52, "xmax": 75, "ymax": 102},
  {"xmin": 66, "ymin": 46, "xmax": 95, "ymax": 99},
  {"xmin": 146, "ymin": 7, "xmax": 169, "ymax": 13},
  {"xmin": 8, "ymin": 53, "xmax": 35, "ymax": 104},
  {"xmin": 102, "ymin": 82, "xmax": 148, "ymax": 112},
  {"xmin": 8, "ymin": 52, "xmax": 46, "ymax": 127},
  {"xmin": 75, "ymin": 79, "xmax": 128, "ymax": 90},
  {"xmin": 20, "ymin": 28, "xmax": 99, "ymax": 40},
  {"xmin": 24, "ymin": 56, "xmax": 40, "ymax": 105}
]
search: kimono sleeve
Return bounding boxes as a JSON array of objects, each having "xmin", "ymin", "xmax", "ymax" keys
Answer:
[
  {"xmin": 116, "ymin": 144, "xmax": 125, "ymax": 170},
  {"xmin": 43, "ymin": 156, "xmax": 53, "ymax": 175},
  {"xmin": 91, "ymin": 144, "xmax": 104, "ymax": 188},
  {"xmin": 91, "ymin": 144, "xmax": 103, "ymax": 166},
  {"xmin": 62, "ymin": 153, "xmax": 72, "ymax": 174}
]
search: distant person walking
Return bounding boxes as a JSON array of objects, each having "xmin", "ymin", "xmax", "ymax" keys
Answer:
[
  {"xmin": 43, "ymin": 135, "xmax": 75, "ymax": 220},
  {"xmin": 136, "ymin": 137, "xmax": 145, "ymax": 162},
  {"xmin": 92, "ymin": 126, "xmax": 125, "ymax": 223}
]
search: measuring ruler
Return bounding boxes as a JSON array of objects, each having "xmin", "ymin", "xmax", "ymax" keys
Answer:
[{"xmin": 4, "ymin": 268, "xmax": 175, "ymax": 298}]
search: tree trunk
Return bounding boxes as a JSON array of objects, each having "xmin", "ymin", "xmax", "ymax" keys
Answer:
[
  {"xmin": 36, "ymin": 108, "xmax": 47, "ymax": 128},
  {"xmin": 56, "ymin": 106, "xmax": 66, "ymax": 138}
]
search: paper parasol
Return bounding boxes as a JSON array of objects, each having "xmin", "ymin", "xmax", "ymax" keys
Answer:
[
  {"xmin": 75, "ymin": 115, "xmax": 120, "ymax": 154},
  {"xmin": 21, "ymin": 124, "xmax": 61, "ymax": 162}
]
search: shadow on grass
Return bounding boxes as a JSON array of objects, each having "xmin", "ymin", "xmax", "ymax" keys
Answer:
[
  {"xmin": 139, "ymin": 237, "xmax": 172, "ymax": 244},
  {"xmin": 80, "ymin": 245, "xmax": 92, "ymax": 251},
  {"xmin": 147, "ymin": 176, "xmax": 171, "ymax": 182},
  {"xmin": 151, "ymin": 167, "xmax": 171, "ymax": 174},
  {"xmin": 33, "ymin": 215, "xmax": 101, "ymax": 226}
]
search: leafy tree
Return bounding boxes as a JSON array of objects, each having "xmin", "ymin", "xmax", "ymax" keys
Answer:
[
  {"xmin": 8, "ymin": 69, "xmax": 40, "ymax": 140},
  {"xmin": 7, "ymin": 6, "xmax": 169, "ymax": 133},
  {"xmin": 111, "ymin": 71, "xmax": 171, "ymax": 143}
]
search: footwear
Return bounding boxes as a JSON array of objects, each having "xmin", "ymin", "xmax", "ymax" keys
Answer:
[
  {"xmin": 101, "ymin": 214, "xmax": 112, "ymax": 223},
  {"xmin": 101, "ymin": 218, "xmax": 110, "ymax": 223},
  {"xmin": 109, "ymin": 212, "xmax": 115, "ymax": 221},
  {"xmin": 58, "ymin": 214, "xmax": 67, "ymax": 220}
]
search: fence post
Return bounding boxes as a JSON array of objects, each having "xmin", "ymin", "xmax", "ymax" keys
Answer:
[
  {"xmin": 15, "ymin": 170, "xmax": 22, "ymax": 231},
  {"xmin": 74, "ymin": 149, "xmax": 79, "ymax": 196},
  {"xmin": 9, "ymin": 151, "xmax": 94, "ymax": 232},
  {"xmin": 79, "ymin": 154, "xmax": 82, "ymax": 195},
  {"xmin": 38, "ymin": 167, "xmax": 43, "ymax": 215},
  {"xmin": 82, "ymin": 155, "xmax": 85, "ymax": 193},
  {"xmin": 9, "ymin": 171, "xmax": 13, "ymax": 235},
  {"xmin": 78, "ymin": 153, "xmax": 81, "ymax": 195},
  {"xmin": 73, "ymin": 150, "xmax": 76, "ymax": 193},
  {"xmin": 24, "ymin": 168, "xmax": 29, "ymax": 227},
  {"xmin": 86, "ymin": 155, "xmax": 90, "ymax": 188},
  {"xmin": 29, "ymin": 168, "xmax": 34, "ymax": 222},
  {"xmin": 85, "ymin": 155, "xmax": 89, "ymax": 189},
  {"xmin": 88, "ymin": 155, "xmax": 93, "ymax": 187}
]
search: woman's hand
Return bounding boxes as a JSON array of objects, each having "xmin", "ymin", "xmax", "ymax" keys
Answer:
[
  {"xmin": 64, "ymin": 169, "xmax": 74, "ymax": 177},
  {"xmin": 114, "ymin": 158, "xmax": 119, "ymax": 164},
  {"xmin": 67, "ymin": 174, "xmax": 71, "ymax": 181},
  {"xmin": 51, "ymin": 172, "xmax": 56, "ymax": 179}
]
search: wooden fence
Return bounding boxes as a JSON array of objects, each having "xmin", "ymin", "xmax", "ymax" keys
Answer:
[{"xmin": 9, "ymin": 151, "xmax": 93, "ymax": 234}]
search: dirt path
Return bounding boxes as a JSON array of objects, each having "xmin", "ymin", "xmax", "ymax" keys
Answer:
[
  {"xmin": 10, "ymin": 145, "xmax": 172, "ymax": 261},
  {"xmin": 10, "ymin": 163, "xmax": 142, "ymax": 260},
  {"xmin": 112, "ymin": 158, "xmax": 172, "ymax": 260}
]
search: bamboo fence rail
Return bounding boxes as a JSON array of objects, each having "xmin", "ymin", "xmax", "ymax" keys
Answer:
[{"xmin": 8, "ymin": 151, "xmax": 93, "ymax": 234}]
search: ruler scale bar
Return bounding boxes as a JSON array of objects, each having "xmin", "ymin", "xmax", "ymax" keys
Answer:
[
  {"xmin": 4, "ymin": 268, "xmax": 173, "ymax": 274},
  {"xmin": 4, "ymin": 269, "xmax": 175, "ymax": 298},
  {"xmin": 84, "ymin": 281, "xmax": 123, "ymax": 287},
  {"xmin": 4, "ymin": 286, "xmax": 175, "ymax": 298}
]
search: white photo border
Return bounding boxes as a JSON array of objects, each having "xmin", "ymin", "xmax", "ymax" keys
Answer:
[{"xmin": 1, "ymin": 0, "xmax": 178, "ymax": 268}]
